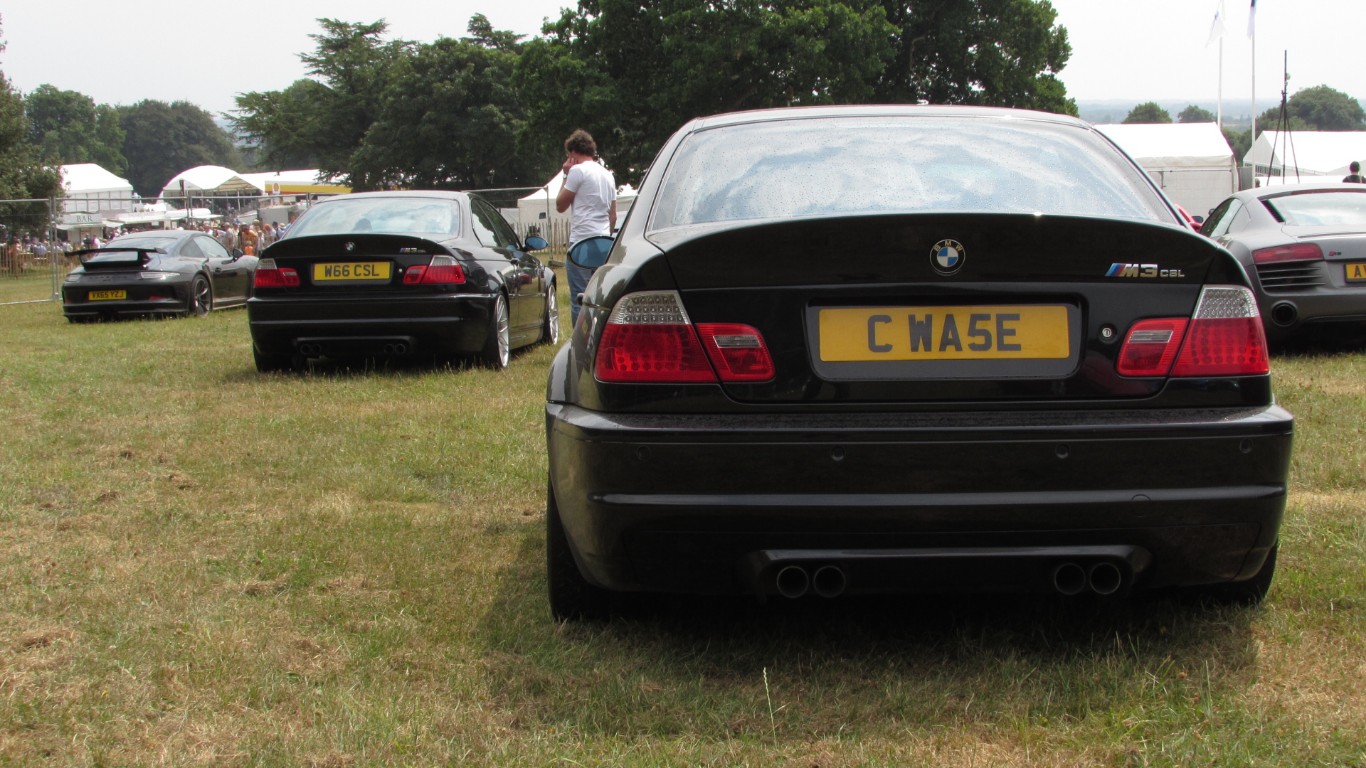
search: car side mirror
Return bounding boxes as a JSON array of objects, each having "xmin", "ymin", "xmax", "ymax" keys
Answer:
[{"xmin": 524, "ymin": 235, "xmax": 549, "ymax": 252}]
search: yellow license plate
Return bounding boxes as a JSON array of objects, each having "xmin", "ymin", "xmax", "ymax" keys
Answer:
[
  {"xmin": 88, "ymin": 290, "xmax": 126, "ymax": 301},
  {"xmin": 1346, "ymin": 263, "xmax": 1366, "ymax": 282},
  {"xmin": 313, "ymin": 262, "xmax": 391, "ymax": 281},
  {"xmin": 819, "ymin": 305, "xmax": 1071, "ymax": 362}
]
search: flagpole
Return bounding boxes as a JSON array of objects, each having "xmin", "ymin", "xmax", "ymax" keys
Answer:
[
  {"xmin": 1218, "ymin": 37, "xmax": 1224, "ymax": 128},
  {"xmin": 1249, "ymin": 0, "xmax": 1257, "ymax": 148}
]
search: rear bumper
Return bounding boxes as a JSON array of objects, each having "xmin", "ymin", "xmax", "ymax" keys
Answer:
[
  {"xmin": 248, "ymin": 294, "xmax": 494, "ymax": 357},
  {"xmin": 62, "ymin": 284, "xmax": 190, "ymax": 318},
  {"xmin": 546, "ymin": 403, "xmax": 1294, "ymax": 596}
]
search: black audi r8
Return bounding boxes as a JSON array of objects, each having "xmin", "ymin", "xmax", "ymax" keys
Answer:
[
  {"xmin": 544, "ymin": 105, "xmax": 1295, "ymax": 620},
  {"xmin": 1201, "ymin": 182, "xmax": 1366, "ymax": 344},
  {"xmin": 62, "ymin": 229, "xmax": 257, "ymax": 322},
  {"xmin": 247, "ymin": 191, "xmax": 558, "ymax": 372}
]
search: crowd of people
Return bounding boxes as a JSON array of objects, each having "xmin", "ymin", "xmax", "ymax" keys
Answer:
[{"xmin": 1, "ymin": 217, "xmax": 291, "ymax": 277}]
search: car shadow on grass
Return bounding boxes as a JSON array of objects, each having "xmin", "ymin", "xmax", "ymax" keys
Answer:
[{"xmin": 476, "ymin": 528, "xmax": 1264, "ymax": 741}]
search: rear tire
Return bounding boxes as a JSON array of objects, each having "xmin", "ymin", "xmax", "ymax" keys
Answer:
[
  {"xmin": 189, "ymin": 275, "xmax": 212, "ymax": 317},
  {"xmin": 541, "ymin": 279, "xmax": 560, "ymax": 346},
  {"xmin": 547, "ymin": 478, "xmax": 614, "ymax": 621},
  {"xmin": 480, "ymin": 293, "xmax": 510, "ymax": 369}
]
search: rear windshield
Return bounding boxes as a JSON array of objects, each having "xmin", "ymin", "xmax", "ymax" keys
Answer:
[
  {"xmin": 287, "ymin": 197, "xmax": 462, "ymax": 238},
  {"xmin": 648, "ymin": 115, "xmax": 1171, "ymax": 231},
  {"xmin": 85, "ymin": 236, "xmax": 177, "ymax": 261},
  {"xmin": 1262, "ymin": 189, "xmax": 1366, "ymax": 227}
]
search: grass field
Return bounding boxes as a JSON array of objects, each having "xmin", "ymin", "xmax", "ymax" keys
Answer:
[{"xmin": 1, "ymin": 294, "xmax": 1363, "ymax": 766}]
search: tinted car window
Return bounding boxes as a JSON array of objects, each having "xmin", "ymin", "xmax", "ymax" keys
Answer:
[
  {"xmin": 287, "ymin": 197, "xmax": 462, "ymax": 238},
  {"xmin": 470, "ymin": 198, "xmax": 517, "ymax": 249},
  {"xmin": 1203, "ymin": 197, "xmax": 1241, "ymax": 237},
  {"xmin": 199, "ymin": 236, "xmax": 232, "ymax": 260},
  {"xmin": 1263, "ymin": 190, "xmax": 1366, "ymax": 226},
  {"xmin": 86, "ymin": 235, "xmax": 178, "ymax": 262},
  {"xmin": 648, "ymin": 116, "xmax": 1171, "ymax": 231},
  {"xmin": 178, "ymin": 237, "xmax": 204, "ymax": 258}
]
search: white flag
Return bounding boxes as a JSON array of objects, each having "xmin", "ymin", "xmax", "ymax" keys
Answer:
[
  {"xmin": 1207, "ymin": 0, "xmax": 1227, "ymax": 46},
  {"xmin": 1247, "ymin": 0, "xmax": 1257, "ymax": 38}
]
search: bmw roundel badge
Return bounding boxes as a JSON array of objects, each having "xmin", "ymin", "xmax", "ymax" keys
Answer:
[
  {"xmin": 345, "ymin": 241, "xmax": 356, "ymax": 252},
  {"xmin": 931, "ymin": 239, "xmax": 965, "ymax": 275}
]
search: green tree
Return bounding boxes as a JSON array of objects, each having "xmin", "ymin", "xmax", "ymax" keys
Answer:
[
  {"xmin": 0, "ymin": 19, "xmax": 62, "ymax": 234},
  {"xmin": 25, "ymin": 84, "xmax": 127, "ymax": 175},
  {"xmin": 1223, "ymin": 126, "xmax": 1251, "ymax": 161},
  {"xmin": 354, "ymin": 19, "xmax": 535, "ymax": 189},
  {"xmin": 1122, "ymin": 101, "xmax": 1172, "ymax": 124},
  {"xmin": 118, "ymin": 100, "xmax": 241, "ymax": 197},
  {"xmin": 517, "ymin": 0, "xmax": 901, "ymax": 183},
  {"xmin": 1256, "ymin": 84, "xmax": 1365, "ymax": 132},
  {"xmin": 234, "ymin": 19, "xmax": 408, "ymax": 190},
  {"xmin": 1178, "ymin": 104, "xmax": 1216, "ymax": 123},
  {"xmin": 871, "ymin": 0, "xmax": 1075, "ymax": 114}
]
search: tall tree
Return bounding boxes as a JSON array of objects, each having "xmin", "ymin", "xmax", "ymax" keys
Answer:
[
  {"xmin": 871, "ymin": 0, "xmax": 1074, "ymax": 114},
  {"xmin": 25, "ymin": 84, "xmax": 127, "ymax": 175},
  {"xmin": 354, "ymin": 18, "xmax": 534, "ymax": 189},
  {"xmin": 234, "ymin": 19, "xmax": 408, "ymax": 190},
  {"xmin": 1123, "ymin": 102, "xmax": 1172, "ymax": 124},
  {"xmin": 1178, "ymin": 104, "xmax": 1216, "ymax": 123},
  {"xmin": 516, "ymin": 0, "xmax": 899, "ymax": 183},
  {"xmin": 118, "ymin": 100, "xmax": 241, "ymax": 197},
  {"xmin": 0, "ymin": 18, "xmax": 62, "ymax": 235}
]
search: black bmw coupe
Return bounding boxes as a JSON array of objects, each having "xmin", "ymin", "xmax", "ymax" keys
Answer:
[
  {"xmin": 544, "ymin": 105, "xmax": 1295, "ymax": 620},
  {"xmin": 247, "ymin": 191, "xmax": 558, "ymax": 372}
]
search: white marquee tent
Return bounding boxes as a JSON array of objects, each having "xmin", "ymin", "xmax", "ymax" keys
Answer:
[
  {"xmin": 1095, "ymin": 122, "xmax": 1237, "ymax": 217},
  {"xmin": 159, "ymin": 165, "xmax": 261, "ymax": 200},
  {"xmin": 1243, "ymin": 130, "xmax": 1366, "ymax": 183},
  {"xmin": 60, "ymin": 163, "xmax": 135, "ymax": 215}
]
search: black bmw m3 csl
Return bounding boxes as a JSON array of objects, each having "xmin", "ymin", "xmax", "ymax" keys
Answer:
[
  {"xmin": 544, "ymin": 105, "xmax": 1295, "ymax": 620},
  {"xmin": 248, "ymin": 190, "xmax": 558, "ymax": 372}
]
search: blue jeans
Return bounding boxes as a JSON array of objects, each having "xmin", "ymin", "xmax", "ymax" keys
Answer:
[{"xmin": 567, "ymin": 259, "xmax": 594, "ymax": 327}]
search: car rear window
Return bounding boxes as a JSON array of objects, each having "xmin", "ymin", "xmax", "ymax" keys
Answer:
[
  {"xmin": 287, "ymin": 197, "xmax": 462, "ymax": 238},
  {"xmin": 647, "ymin": 115, "xmax": 1171, "ymax": 231},
  {"xmin": 1262, "ymin": 189, "xmax": 1366, "ymax": 227}
]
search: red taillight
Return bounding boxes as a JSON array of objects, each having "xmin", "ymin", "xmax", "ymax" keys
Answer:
[
  {"xmin": 1117, "ymin": 318, "xmax": 1189, "ymax": 376},
  {"xmin": 403, "ymin": 255, "xmax": 466, "ymax": 285},
  {"xmin": 696, "ymin": 323, "xmax": 775, "ymax": 382},
  {"xmin": 594, "ymin": 291, "xmax": 775, "ymax": 383},
  {"xmin": 254, "ymin": 258, "xmax": 299, "ymax": 288},
  {"xmin": 1252, "ymin": 243, "xmax": 1323, "ymax": 264},
  {"xmin": 1117, "ymin": 286, "xmax": 1269, "ymax": 378}
]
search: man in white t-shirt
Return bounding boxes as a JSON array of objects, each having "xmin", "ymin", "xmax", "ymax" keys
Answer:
[{"xmin": 556, "ymin": 129, "xmax": 617, "ymax": 325}]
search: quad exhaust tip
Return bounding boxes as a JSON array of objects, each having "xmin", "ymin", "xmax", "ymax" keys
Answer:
[
  {"xmin": 1051, "ymin": 561, "xmax": 1127, "ymax": 596},
  {"xmin": 774, "ymin": 564, "xmax": 847, "ymax": 599}
]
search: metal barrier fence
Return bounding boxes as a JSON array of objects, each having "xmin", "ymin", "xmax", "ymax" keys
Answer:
[{"xmin": 0, "ymin": 197, "xmax": 65, "ymax": 306}]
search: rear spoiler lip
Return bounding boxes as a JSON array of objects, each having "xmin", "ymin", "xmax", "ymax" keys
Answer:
[{"xmin": 74, "ymin": 247, "xmax": 164, "ymax": 267}]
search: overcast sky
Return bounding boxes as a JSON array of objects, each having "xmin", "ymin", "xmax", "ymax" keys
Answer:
[{"xmin": 3, "ymin": 1, "xmax": 1363, "ymax": 117}]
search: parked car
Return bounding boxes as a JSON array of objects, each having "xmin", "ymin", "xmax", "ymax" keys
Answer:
[
  {"xmin": 1200, "ymin": 183, "xmax": 1366, "ymax": 344},
  {"xmin": 62, "ymin": 229, "xmax": 257, "ymax": 322},
  {"xmin": 247, "ymin": 191, "xmax": 557, "ymax": 372},
  {"xmin": 544, "ymin": 105, "xmax": 1293, "ymax": 620}
]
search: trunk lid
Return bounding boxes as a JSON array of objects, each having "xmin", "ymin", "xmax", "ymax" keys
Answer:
[{"xmin": 653, "ymin": 213, "xmax": 1249, "ymax": 404}]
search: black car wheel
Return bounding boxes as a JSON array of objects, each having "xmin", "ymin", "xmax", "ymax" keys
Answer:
[
  {"xmin": 480, "ymin": 293, "xmax": 510, "ymax": 369},
  {"xmin": 189, "ymin": 275, "xmax": 212, "ymax": 317},
  {"xmin": 541, "ymin": 279, "xmax": 560, "ymax": 346},
  {"xmin": 547, "ymin": 478, "xmax": 614, "ymax": 621}
]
